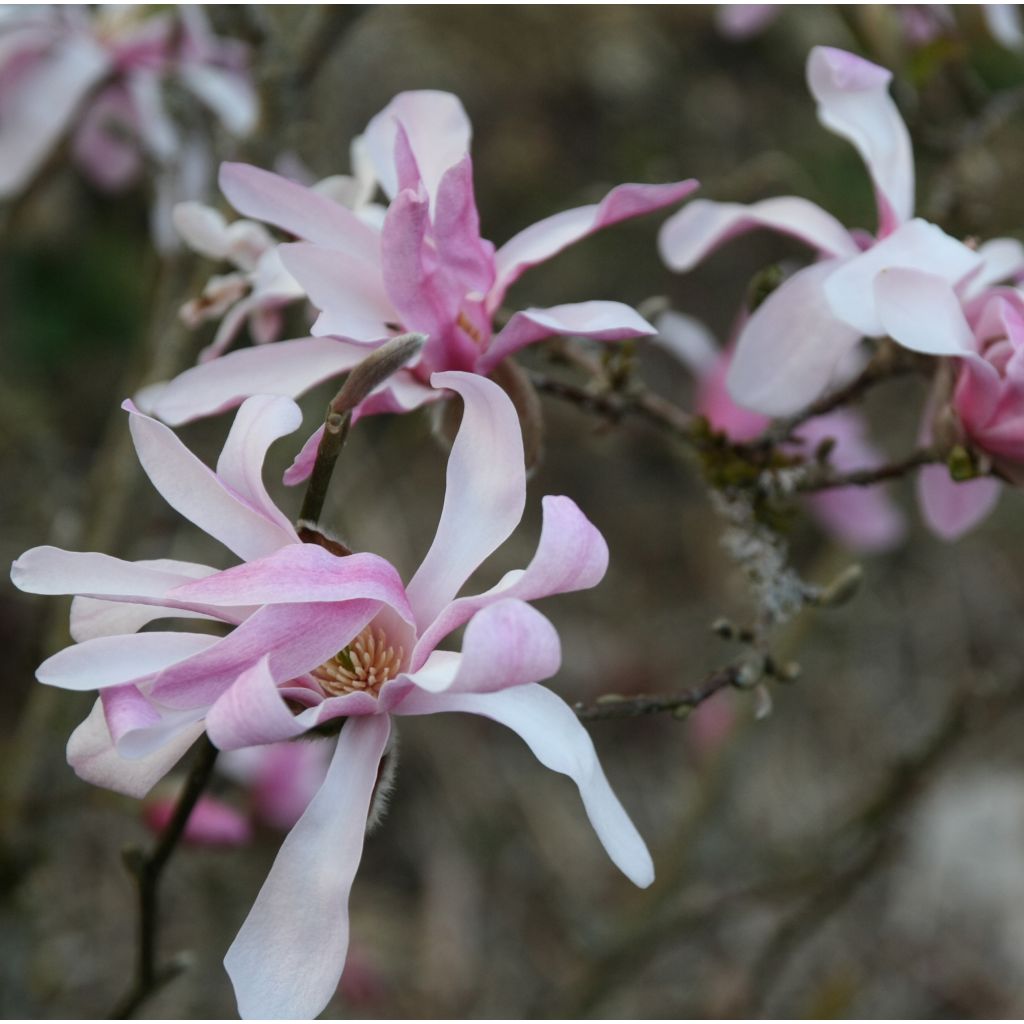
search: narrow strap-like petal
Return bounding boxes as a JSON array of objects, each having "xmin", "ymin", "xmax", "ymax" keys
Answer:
[
  {"xmin": 807, "ymin": 46, "xmax": 914, "ymax": 232},
  {"xmin": 477, "ymin": 301, "xmax": 653, "ymax": 376},
  {"xmin": 206, "ymin": 656, "xmax": 308, "ymax": 750},
  {"xmin": 225, "ymin": 714, "xmax": 391, "ymax": 1019},
  {"xmin": 405, "ymin": 372, "xmax": 525, "ymax": 631},
  {"xmin": 137, "ymin": 337, "xmax": 369, "ymax": 426},
  {"xmin": 659, "ymin": 196, "xmax": 858, "ymax": 273},
  {"xmin": 873, "ymin": 268, "xmax": 976, "ymax": 356},
  {"xmin": 394, "ymin": 684, "xmax": 654, "ymax": 888}
]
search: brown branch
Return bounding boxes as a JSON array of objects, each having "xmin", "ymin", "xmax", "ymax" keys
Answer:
[
  {"xmin": 574, "ymin": 665, "xmax": 742, "ymax": 721},
  {"xmin": 111, "ymin": 736, "xmax": 219, "ymax": 1019},
  {"xmin": 793, "ymin": 446, "xmax": 942, "ymax": 493}
]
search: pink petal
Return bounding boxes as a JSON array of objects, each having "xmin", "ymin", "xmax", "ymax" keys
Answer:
[
  {"xmin": 145, "ymin": 793, "xmax": 253, "ymax": 847},
  {"xmin": 963, "ymin": 237, "xmax": 1024, "ymax": 300},
  {"xmin": 807, "ymin": 46, "xmax": 914, "ymax": 231},
  {"xmin": 71, "ymin": 84, "xmax": 141, "ymax": 191},
  {"xmin": 696, "ymin": 346, "xmax": 771, "ymax": 442},
  {"xmin": 727, "ymin": 260, "xmax": 863, "ymax": 416},
  {"xmin": 126, "ymin": 402, "xmax": 297, "ymax": 561},
  {"xmin": 169, "ymin": 546, "xmax": 413, "ymax": 621},
  {"xmin": 225, "ymin": 714, "xmax": 391, "ymax": 1019},
  {"xmin": 37, "ymin": 632, "xmax": 220, "ymax": 692},
  {"xmin": 917, "ymin": 465, "xmax": 1002, "ymax": 540},
  {"xmin": 103, "ymin": 688, "xmax": 206, "ymax": 760},
  {"xmin": 433, "ymin": 155, "xmax": 496, "ymax": 296},
  {"xmin": 138, "ymin": 337, "xmax": 369, "ymax": 426},
  {"xmin": 406, "ymin": 599, "xmax": 560, "ymax": 695},
  {"xmin": 67, "ymin": 699, "xmax": 204, "ymax": 798},
  {"xmin": 219, "ymin": 162, "xmax": 379, "ymax": 256},
  {"xmin": 405, "ymin": 372, "xmax": 526, "ymax": 631},
  {"xmin": 281, "ymin": 423, "xmax": 324, "ymax": 487},
  {"xmin": 716, "ymin": 4, "xmax": 781, "ymax": 39},
  {"xmin": 659, "ymin": 196, "xmax": 857, "ymax": 273},
  {"xmin": 412, "ymin": 494, "xmax": 607, "ymax": 666},
  {"xmin": 69, "ymin": 596, "xmax": 222, "ymax": 642},
  {"xmin": 823, "ymin": 219, "xmax": 981, "ymax": 338},
  {"xmin": 151, "ymin": 600, "xmax": 381, "ymax": 709},
  {"xmin": 215, "ymin": 395, "xmax": 303, "ymax": 535},
  {"xmin": 394, "ymin": 683, "xmax": 654, "ymax": 888},
  {"xmin": 279, "ymin": 242, "xmax": 396, "ymax": 341},
  {"xmin": 206, "ymin": 656, "xmax": 308, "ymax": 750},
  {"xmin": 477, "ymin": 301, "xmax": 653, "ymax": 377},
  {"xmin": 363, "ymin": 90, "xmax": 472, "ymax": 205},
  {"xmin": 0, "ymin": 32, "xmax": 110, "ymax": 197},
  {"xmin": 492, "ymin": 179, "xmax": 699, "ymax": 308},
  {"xmin": 873, "ymin": 268, "xmax": 976, "ymax": 355}
]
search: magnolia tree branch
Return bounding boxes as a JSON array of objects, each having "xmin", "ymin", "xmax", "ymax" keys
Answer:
[
  {"xmin": 298, "ymin": 333, "xmax": 426, "ymax": 529},
  {"xmin": 574, "ymin": 665, "xmax": 742, "ymax": 721},
  {"xmin": 111, "ymin": 737, "xmax": 219, "ymax": 1019},
  {"xmin": 792, "ymin": 446, "xmax": 942, "ymax": 493}
]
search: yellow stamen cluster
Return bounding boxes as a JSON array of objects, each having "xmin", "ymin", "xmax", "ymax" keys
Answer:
[
  {"xmin": 312, "ymin": 626, "xmax": 404, "ymax": 697},
  {"xmin": 457, "ymin": 311, "xmax": 484, "ymax": 345}
]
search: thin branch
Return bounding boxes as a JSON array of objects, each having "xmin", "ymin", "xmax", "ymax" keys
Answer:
[
  {"xmin": 574, "ymin": 665, "xmax": 742, "ymax": 721},
  {"xmin": 793, "ymin": 446, "xmax": 942, "ymax": 493},
  {"xmin": 111, "ymin": 736, "xmax": 219, "ymax": 1019}
]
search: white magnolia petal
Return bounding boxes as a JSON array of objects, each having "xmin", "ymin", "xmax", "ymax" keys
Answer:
[{"xmin": 874, "ymin": 268, "xmax": 976, "ymax": 356}]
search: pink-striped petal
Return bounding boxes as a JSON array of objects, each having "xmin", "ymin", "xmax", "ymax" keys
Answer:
[
  {"xmin": 206, "ymin": 656, "xmax": 308, "ymax": 750},
  {"xmin": 477, "ymin": 301, "xmax": 653, "ymax": 376},
  {"xmin": 412, "ymin": 495, "xmax": 607, "ymax": 666},
  {"xmin": 727, "ymin": 260, "xmax": 863, "ymax": 416},
  {"xmin": 67, "ymin": 699, "xmax": 204, "ymax": 798},
  {"xmin": 492, "ymin": 179, "xmax": 698, "ymax": 308},
  {"xmin": 659, "ymin": 195, "xmax": 857, "ymax": 273},
  {"xmin": 394, "ymin": 683, "xmax": 654, "ymax": 888},
  {"xmin": 225, "ymin": 714, "xmax": 390, "ymax": 1019},
  {"xmin": 219, "ymin": 162, "xmax": 379, "ymax": 256},
  {"xmin": 807, "ymin": 46, "xmax": 914, "ymax": 232},
  {"xmin": 405, "ymin": 372, "xmax": 525, "ymax": 630},
  {"xmin": 363, "ymin": 90, "xmax": 472, "ymax": 205},
  {"xmin": 138, "ymin": 337, "xmax": 369, "ymax": 426},
  {"xmin": 69, "ymin": 596, "xmax": 223, "ymax": 642}
]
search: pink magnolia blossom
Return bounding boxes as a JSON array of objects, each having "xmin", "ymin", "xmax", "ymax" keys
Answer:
[
  {"xmin": 874, "ymin": 271, "xmax": 1024, "ymax": 538},
  {"xmin": 0, "ymin": 6, "xmax": 257, "ymax": 246},
  {"xmin": 139, "ymin": 90, "xmax": 697, "ymax": 479},
  {"xmin": 656, "ymin": 311, "xmax": 906, "ymax": 551},
  {"xmin": 659, "ymin": 46, "xmax": 1024, "ymax": 417},
  {"xmin": 11, "ymin": 371, "xmax": 653, "ymax": 1019}
]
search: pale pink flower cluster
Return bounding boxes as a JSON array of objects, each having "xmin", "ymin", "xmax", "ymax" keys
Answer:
[{"xmin": 0, "ymin": 5, "xmax": 257, "ymax": 246}]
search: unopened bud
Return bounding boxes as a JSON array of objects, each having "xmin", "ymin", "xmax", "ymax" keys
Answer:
[
  {"xmin": 813, "ymin": 564, "xmax": 863, "ymax": 608},
  {"xmin": 331, "ymin": 332, "xmax": 426, "ymax": 418}
]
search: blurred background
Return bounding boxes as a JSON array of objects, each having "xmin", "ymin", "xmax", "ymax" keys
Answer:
[{"xmin": 4, "ymin": 4, "xmax": 1024, "ymax": 1017}]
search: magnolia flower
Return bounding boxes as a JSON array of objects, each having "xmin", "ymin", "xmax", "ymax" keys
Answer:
[
  {"xmin": 656, "ymin": 311, "xmax": 906, "ymax": 552},
  {"xmin": 874, "ymin": 272, "xmax": 1024, "ymax": 538},
  {"xmin": 659, "ymin": 45, "xmax": 1024, "ymax": 416},
  {"xmin": 0, "ymin": 5, "xmax": 257, "ymax": 246},
  {"xmin": 11, "ymin": 371, "xmax": 653, "ymax": 1018},
  {"xmin": 139, "ymin": 89, "xmax": 697, "ymax": 479}
]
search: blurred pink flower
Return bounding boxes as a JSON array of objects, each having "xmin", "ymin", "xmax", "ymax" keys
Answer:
[
  {"xmin": 657, "ymin": 311, "xmax": 906, "ymax": 552},
  {"xmin": 875, "ymin": 271, "xmax": 1024, "ymax": 538},
  {"xmin": 659, "ymin": 46, "xmax": 1023, "ymax": 417},
  {"xmin": 0, "ymin": 6, "xmax": 257, "ymax": 245},
  {"xmin": 139, "ymin": 89, "xmax": 697, "ymax": 472},
  {"xmin": 143, "ymin": 792, "xmax": 253, "ymax": 847},
  {"xmin": 11, "ymin": 372, "xmax": 653, "ymax": 1019}
]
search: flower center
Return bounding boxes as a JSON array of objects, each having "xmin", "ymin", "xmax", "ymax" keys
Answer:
[
  {"xmin": 312, "ymin": 626, "xmax": 404, "ymax": 697},
  {"xmin": 457, "ymin": 310, "xmax": 485, "ymax": 345}
]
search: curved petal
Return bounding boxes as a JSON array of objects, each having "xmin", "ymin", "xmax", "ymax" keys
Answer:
[
  {"xmin": 173, "ymin": 200, "xmax": 232, "ymax": 259},
  {"xmin": 653, "ymin": 310, "xmax": 720, "ymax": 377},
  {"xmin": 0, "ymin": 33, "xmax": 109, "ymax": 197},
  {"xmin": 152, "ymin": 600, "xmax": 381, "ymax": 709},
  {"xmin": 476, "ymin": 301, "xmax": 653, "ymax": 377},
  {"xmin": 216, "ymin": 395, "xmax": 303, "ymax": 535},
  {"xmin": 823, "ymin": 218, "xmax": 981, "ymax": 338},
  {"xmin": 727, "ymin": 260, "xmax": 863, "ymax": 416},
  {"xmin": 493, "ymin": 179, "xmax": 699, "ymax": 307},
  {"xmin": 434, "ymin": 155, "xmax": 495, "ymax": 295},
  {"xmin": 807, "ymin": 46, "xmax": 914, "ymax": 231},
  {"xmin": 394, "ymin": 683, "xmax": 654, "ymax": 888},
  {"xmin": 874, "ymin": 268, "xmax": 976, "ymax": 356},
  {"xmin": 363, "ymin": 90, "xmax": 472, "ymax": 205},
  {"xmin": 38, "ymin": 632, "xmax": 220, "ymax": 692},
  {"xmin": 219, "ymin": 162, "xmax": 379, "ymax": 256},
  {"xmin": 137, "ymin": 337, "xmax": 368, "ymax": 426},
  {"xmin": 405, "ymin": 599, "xmax": 560, "ymax": 695},
  {"xmin": 225, "ymin": 714, "xmax": 390, "ymax": 1020},
  {"xmin": 206, "ymin": 656, "xmax": 307, "ymax": 750},
  {"xmin": 659, "ymin": 196, "xmax": 857, "ymax": 273},
  {"xmin": 405, "ymin": 372, "xmax": 526, "ymax": 631},
  {"xmin": 69, "ymin": 596, "xmax": 222, "ymax": 642},
  {"xmin": 169, "ymin": 546, "xmax": 413, "ymax": 623},
  {"xmin": 126, "ymin": 402, "xmax": 296, "ymax": 561},
  {"xmin": 179, "ymin": 65, "xmax": 258, "ymax": 137},
  {"xmin": 413, "ymin": 495, "xmax": 607, "ymax": 666},
  {"xmin": 917, "ymin": 465, "xmax": 1002, "ymax": 540},
  {"xmin": 962, "ymin": 237, "xmax": 1024, "ymax": 301},
  {"xmin": 278, "ymin": 242, "xmax": 395, "ymax": 341},
  {"xmin": 67, "ymin": 699, "xmax": 204, "ymax": 798}
]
